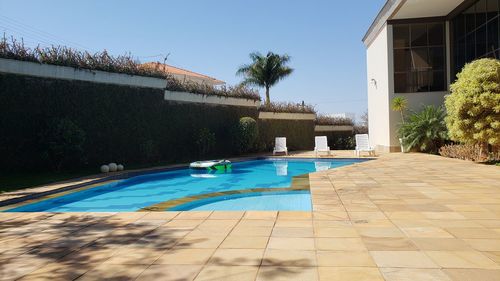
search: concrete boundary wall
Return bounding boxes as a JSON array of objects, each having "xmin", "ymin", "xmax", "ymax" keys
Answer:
[
  {"xmin": 0, "ymin": 58, "xmax": 167, "ymax": 89},
  {"xmin": 164, "ymin": 90, "xmax": 260, "ymax": 107},
  {"xmin": 259, "ymin": 111, "xmax": 316, "ymax": 120},
  {"xmin": 315, "ymin": 125, "xmax": 354, "ymax": 132}
]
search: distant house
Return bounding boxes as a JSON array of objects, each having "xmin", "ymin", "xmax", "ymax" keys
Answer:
[
  {"xmin": 363, "ymin": 0, "xmax": 498, "ymax": 152},
  {"xmin": 141, "ymin": 62, "xmax": 225, "ymax": 86}
]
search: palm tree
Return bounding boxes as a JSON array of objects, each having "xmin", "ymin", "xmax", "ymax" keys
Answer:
[
  {"xmin": 391, "ymin": 97, "xmax": 408, "ymax": 124},
  {"xmin": 236, "ymin": 52, "xmax": 294, "ymax": 106}
]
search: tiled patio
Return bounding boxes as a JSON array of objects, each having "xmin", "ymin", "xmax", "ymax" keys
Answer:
[{"xmin": 1, "ymin": 153, "xmax": 500, "ymax": 280}]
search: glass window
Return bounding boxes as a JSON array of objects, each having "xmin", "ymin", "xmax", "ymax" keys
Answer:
[
  {"xmin": 393, "ymin": 25, "xmax": 410, "ymax": 48},
  {"xmin": 392, "ymin": 22, "xmax": 446, "ymax": 93},
  {"xmin": 411, "ymin": 24, "xmax": 428, "ymax": 46},
  {"xmin": 452, "ymin": 0, "xmax": 500, "ymax": 77}
]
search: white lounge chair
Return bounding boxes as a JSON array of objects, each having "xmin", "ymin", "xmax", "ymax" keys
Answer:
[
  {"xmin": 314, "ymin": 161, "xmax": 331, "ymax": 172},
  {"xmin": 314, "ymin": 136, "xmax": 330, "ymax": 157},
  {"xmin": 355, "ymin": 134, "xmax": 375, "ymax": 157},
  {"xmin": 274, "ymin": 161, "xmax": 288, "ymax": 176},
  {"xmin": 273, "ymin": 137, "xmax": 288, "ymax": 155}
]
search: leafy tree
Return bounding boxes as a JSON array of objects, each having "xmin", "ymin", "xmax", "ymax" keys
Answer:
[
  {"xmin": 446, "ymin": 58, "xmax": 500, "ymax": 150},
  {"xmin": 391, "ymin": 96, "xmax": 408, "ymax": 124},
  {"xmin": 237, "ymin": 52, "xmax": 294, "ymax": 106},
  {"xmin": 398, "ymin": 105, "xmax": 448, "ymax": 154}
]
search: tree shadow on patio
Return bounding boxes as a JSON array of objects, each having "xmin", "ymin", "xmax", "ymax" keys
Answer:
[{"xmin": 0, "ymin": 213, "xmax": 202, "ymax": 280}]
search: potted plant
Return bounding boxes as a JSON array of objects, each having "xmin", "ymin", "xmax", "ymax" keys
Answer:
[{"xmin": 391, "ymin": 96, "xmax": 408, "ymax": 152}]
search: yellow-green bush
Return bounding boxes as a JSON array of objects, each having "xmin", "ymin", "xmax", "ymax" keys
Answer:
[{"xmin": 447, "ymin": 58, "xmax": 500, "ymax": 146}]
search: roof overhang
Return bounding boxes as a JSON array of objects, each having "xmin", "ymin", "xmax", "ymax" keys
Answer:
[{"xmin": 363, "ymin": 0, "xmax": 467, "ymax": 47}]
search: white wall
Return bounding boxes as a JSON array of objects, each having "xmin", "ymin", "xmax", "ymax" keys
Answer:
[
  {"xmin": 366, "ymin": 25, "xmax": 392, "ymax": 151},
  {"xmin": 0, "ymin": 58, "xmax": 167, "ymax": 89}
]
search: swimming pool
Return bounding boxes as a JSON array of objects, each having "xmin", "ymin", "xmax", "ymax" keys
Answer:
[{"xmin": 5, "ymin": 158, "xmax": 367, "ymax": 212}]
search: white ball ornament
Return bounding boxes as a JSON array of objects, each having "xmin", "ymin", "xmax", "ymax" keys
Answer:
[
  {"xmin": 108, "ymin": 163, "xmax": 118, "ymax": 172},
  {"xmin": 117, "ymin": 164, "xmax": 124, "ymax": 171},
  {"xmin": 100, "ymin": 165, "xmax": 110, "ymax": 173}
]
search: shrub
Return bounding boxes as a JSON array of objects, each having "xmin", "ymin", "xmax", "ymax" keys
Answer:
[
  {"xmin": 315, "ymin": 115, "xmax": 354, "ymax": 126},
  {"xmin": 196, "ymin": 128, "xmax": 216, "ymax": 157},
  {"xmin": 446, "ymin": 58, "xmax": 500, "ymax": 149},
  {"xmin": 237, "ymin": 117, "xmax": 258, "ymax": 153},
  {"xmin": 260, "ymin": 101, "xmax": 316, "ymax": 114},
  {"xmin": 38, "ymin": 119, "xmax": 86, "ymax": 171},
  {"xmin": 0, "ymin": 36, "xmax": 167, "ymax": 78},
  {"xmin": 398, "ymin": 105, "xmax": 448, "ymax": 154},
  {"xmin": 439, "ymin": 144, "xmax": 489, "ymax": 162}
]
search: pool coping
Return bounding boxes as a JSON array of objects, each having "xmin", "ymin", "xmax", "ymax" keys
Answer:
[{"xmin": 0, "ymin": 156, "xmax": 372, "ymax": 210}]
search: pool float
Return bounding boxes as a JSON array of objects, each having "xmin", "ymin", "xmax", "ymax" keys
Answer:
[{"xmin": 189, "ymin": 160, "xmax": 232, "ymax": 171}]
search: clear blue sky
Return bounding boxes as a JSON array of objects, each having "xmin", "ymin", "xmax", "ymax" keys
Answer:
[{"xmin": 0, "ymin": 0, "xmax": 385, "ymax": 119}]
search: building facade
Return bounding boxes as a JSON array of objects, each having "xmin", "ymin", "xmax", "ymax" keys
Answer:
[{"xmin": 364, "ymin": 0, "xmax": 499, "ymax": 152}]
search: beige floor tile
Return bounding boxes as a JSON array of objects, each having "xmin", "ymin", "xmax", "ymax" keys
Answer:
[
  {"xmin": 278, "ymin": 211, "xmax": 312, "ymax": 220},
  {"xmin": 267, "ymin": 237, "xmax": 315, "ymax": 250},
  {"xmin": 271, "ymin": 227, "xmax": 314, "ymax": 237},
  {"xmin": 244, "ymin": 211, "xmax": 278, "ymax": 220},
  {"xmin": 425, "ymin": 251, "xmax": 500, "ymax": 269},
  {"xmin": 446, "ymin": 228, "xmax": 500, "ymax": 239},
  {"xmin": 483, "ymin": 251, "xmax": 500, "ymax": 264},
  {"xmin": 256, "ymin": 266, "xmax": 318, "ymax": 281},
  {"xmin": 412, "ymin": 238, "xmax": 473, "ymax": 251},
  {"xmin": 175, "ymin": 211, "xmax": 212, "ymax": 220},
  {"xmin": 356, "ymin": 227, "xmax": 405, "ymax": 238},
  {"xmin": 362, "ymin": 237, "xmax": 418, "ymax": 251},
  {"xmin": 318, "ymin": 267, "xmax": 384, "ymax": 281},
  {"xmin": 380, "ymin": 268, "xmax": 452, "ymax": 281},
  {"xmin": 140, "ymin": 212, "xmax": 179, "ymax": 220},
  {"xmin": 17, "ymin": 263, "xmax": 89, "ymax": 281},
  {"xmin": 349, "ymin": 211, "xmax": 387, "ymax": 220},
  {"xmin": 274, "ymin": 220, "xmax": 313, "ymax": 228},
  {"xmin": 315, "ymin": 238, "xmax": 367, "ymax": 251},
  {"xmin": 208, "ymin": 212, "xmax": 245, "ymax": 220},
  {"xmin": 164, "ymin": 219, "xmax": 204, "ymax": 228},
  {"xmin": 401, "ymin": 226, "xmax": 454, "ymax": 238},
  {"xmin": 230, "ymin": 226, "xmax": 273, "ymax": 237},
  {"xmin": 443, "ymin": 269, "xmax": 500, "ymax": 281},
  {"xmin": 195, "ymin": 265, "xmax": 259, "ymax": 281},
  {"xmin": 316, "ymin": 251, "xmax": 375, "ymax": 267},
  {"xmin": 262, "ymin": 249, "xmax": 317, "ymax": 266},
  {"xmin": 136, "ymin": 264, "xmax": 202, "ymax": 281},
  {"xmin": 77, "ymin": 264, "xmax": 147, "ymax": 281},
  {"xmin": 370, "ymin": 251, "xmax": 439, "ymax": 268},
  {"xmin": 314, "ymin": 227, "xmax": 359, "ymax": 237},
  {"xmin": 177, "ymin": 234, "xmax": 226, "ymax": 249},
  {"xmin": 103, "ymin": 248, "xmax": 165, "ymax": 265},
  {"xmin": 208, "ymin": 249, "xmax": 264, "ymax": 266},
  {"xmin": 237, "ymin": 220, "xmax": 276, "ymax": 227},
  {"xmin": 423, "ymin": 212, "xmax": 467, "ymax": 220},
  {"xmin": 313, "ymin": 211, "xmax": 349, "ymax": 220},
  {"xmin": 464, "ymin": 239, "xmax": 500, "ymax": 251},
  {"xmin": 220, "ymin": 236, "xmax": 269, "ymax": 249},
  {"xmin": 154, "ymin": 248, "xmax": 215, "ymax": 265}
]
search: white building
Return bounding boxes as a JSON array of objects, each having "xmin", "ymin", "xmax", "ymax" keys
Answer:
[{"xmin": 364, "ymin": 0, "xmax": 498, "ymax": 152}]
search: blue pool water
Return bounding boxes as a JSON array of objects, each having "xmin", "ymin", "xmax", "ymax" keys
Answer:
[{"xmin": 5, "ymin": 158, "xmax": 366, "ymax": 212}]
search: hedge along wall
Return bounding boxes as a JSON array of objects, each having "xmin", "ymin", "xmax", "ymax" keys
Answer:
[
  {"xmin": 258, "ymin": 119, "xmax": 315, "ymax": 151},
  {"xmin": 0, "ymin": 73, "xmax": 258, "ymax": 172}
]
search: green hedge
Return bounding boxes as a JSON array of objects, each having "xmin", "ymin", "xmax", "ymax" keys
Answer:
[
  {"xmin": 258, "ymin": 119, "xmax": 315, "ymax": 151},
  {"xmin": 0, "ymin": 73, "xmax": 258, "ymax": 172},
  {"xmin": 314, "ymin": 131, "xmax": 355, "ymax": 150}
]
